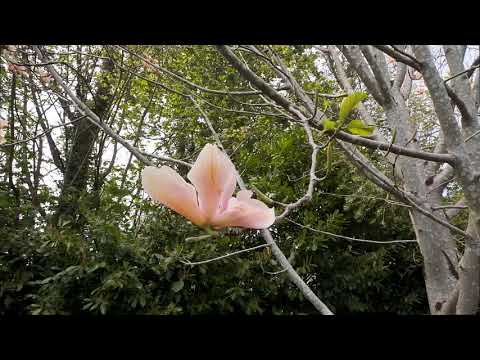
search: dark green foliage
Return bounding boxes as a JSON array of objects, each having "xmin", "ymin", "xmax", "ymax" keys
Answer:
[{"xmin": 0, "ymin": 124, "xmax": 427, "ymax": 314}]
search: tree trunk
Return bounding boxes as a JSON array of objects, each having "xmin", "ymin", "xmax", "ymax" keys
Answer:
[{"xmin": 52, "ymin": 58, "xmax": 114, "ymax": 227}]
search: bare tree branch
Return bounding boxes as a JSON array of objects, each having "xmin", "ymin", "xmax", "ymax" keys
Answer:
[
  {"xmin": 285, "ymin": 218, "xmax": 417, "ymax": 244},
  {"xmin": 456, "ymin": 212, "xmax": 480, "ymax": 314},
  {"xmin": 373, "ymin": 45, "xmax": 422, "ymax": 71},
  {"xmin": 217, "ymin": 45, "xmax": 456, "ymax": 166},
  {"xmin": 180, "ymin": 244, "xmax": 270, "ymax": 266},
  {"xmin": 0, "ymin": 116, "xmax": 86, "ymax": 147},
  {"xmin": 338, "ymin": 45, "xmax": 386, "ymax": 104},
  {"xmin": 333, "ymin": 131, "xmax": 456, "ymax": 165}
]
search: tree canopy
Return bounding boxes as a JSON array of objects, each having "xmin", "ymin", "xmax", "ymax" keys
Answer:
[{"xmin": 1, "ymin": 45, "xmax": 478, "ymax": 315}]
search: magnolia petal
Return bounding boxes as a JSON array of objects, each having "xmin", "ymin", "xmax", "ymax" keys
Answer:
[
  {"xmin": 212, "ymin": 190, "xmax": 276, "ymax": 229},
  {"xmin": 187, "ymin": 144, "xmax": 237, "ymax": 221},
  {"xmin": 236, "ymin": 189, "xmax": 253, "ymax": 202},
  {"xmin": 142, "ymin": 166, "xmax": 206, "ymax": 227}
]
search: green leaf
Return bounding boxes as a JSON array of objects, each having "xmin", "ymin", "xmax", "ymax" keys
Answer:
[
  {"xmin": 322, "ymin": 119, "xmax": 337, "ymax": 131},
  {"xmin": 339, "ymin": 92, "xmax": 368, "ymax": 122},
  {"xmin": 346, "ymin": 119, "xmax": 375, "ymax": 136},
  {"xmin": 171, "ymin": 280, "xmax": 184, "ymax": 293}
]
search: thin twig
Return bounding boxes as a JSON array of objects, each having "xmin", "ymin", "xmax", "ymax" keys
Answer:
[
  {"xmin": 431, "ymin": 205, "xmax": 468, "ymax": 211},
  {"xmin": 117, "ymin": 45, "xmax": 288, "ymax": 97},
  {"xmin": 180, "ymin": 244, "xmax": 270, "ymax": 266},
  {"xmin": 264, "ymin": 268, "xmax": 288, "ymax": 275},
  {"xmin": 198, "ymin": 94, "xmax": 291, "ymax": 120},
  {"xmin": 285, "ymin": 218, "xmax": 417, "ymax": 244},
  {"xmin": 444, "ymin": 64, "xmax": 480, "ymax": 83},
  {"xmin": 275, "ymin": 118, "xmax": 320, "ymax": 221},
  {"xmin": 317, "ymin": 190, "xmax": 411, "ymax": 208},
  {"xmin": 250, "ymin": 185, "xmax": 288, "ymax": 207},
  {"xmin": 185, "ymin": 234, "xmax": 215, "ymax": 242},
  {"xmin": 0, "ymin": 116, "xmax": 86, "ymax": 147},
  {"xmin": 464, "ymin": 128, "xmax": 480, "ymax": 142},
  {"xmin": 141, "ymin": 151, "xmax": 192, "ymax": 168},
  {"xmin": 427, "ymin": 177, "xmax": 456, "ymax": 194}
]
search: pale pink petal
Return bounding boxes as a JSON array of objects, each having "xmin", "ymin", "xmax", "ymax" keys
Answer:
[
  {"xmin": 211, "ymin": 190, "xmax": 276, "ymax": 229},
  {"xmin": 236, "ymin": 189, "xmax": 253, "ymax": 202},
  {"xmin": 142, "ymin": 166, "xmax": 206, "ymax": 227},
  {"xmin": 187, "ymin": 144, "xmax": 237, "ymax": 221}
]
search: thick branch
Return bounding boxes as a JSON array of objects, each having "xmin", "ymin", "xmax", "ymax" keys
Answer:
[
  {"xmin": 456, "ymin": 212, "xmax": 480, "ymax": 314},
  {"xmin": 216, "ymin": 45, "xmax": 299, "ymax": 114},
  {"xmin": 334, "ymin": 131, "xmax": 456, "ymax": 166},
  {"xmin": 338, "ymin": 45, "xmax": 385, "ymax": 104},
  {"xmin": 373, "ymin": 45, "xmax": 422, "ymax": 72},
  {"xmin": 360, "ymin": 45, "xmax": 392, "ymax": 98},
  {"xmin": 443, "ymin": 45, "xmax": 479, "ymax": 127},
  {"xmin": 412, "ymin": 46, "xmax": 464, "ymax": 151}
]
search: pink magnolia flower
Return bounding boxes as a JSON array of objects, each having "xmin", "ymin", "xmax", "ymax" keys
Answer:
[
  {"xmin": 386, "ymin": 56, "xmax": 396, "ymax": 65},
  {"xmin": 7, "ymin": 63, "xmax": 29, "ymax": 77},
  {"xmin": 142, "ymin": 55, "xmax": 159, "ymax": 73},
  {"xmin": 142, "ymin": 143, "xmax": 276, "ymax": 230}
]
